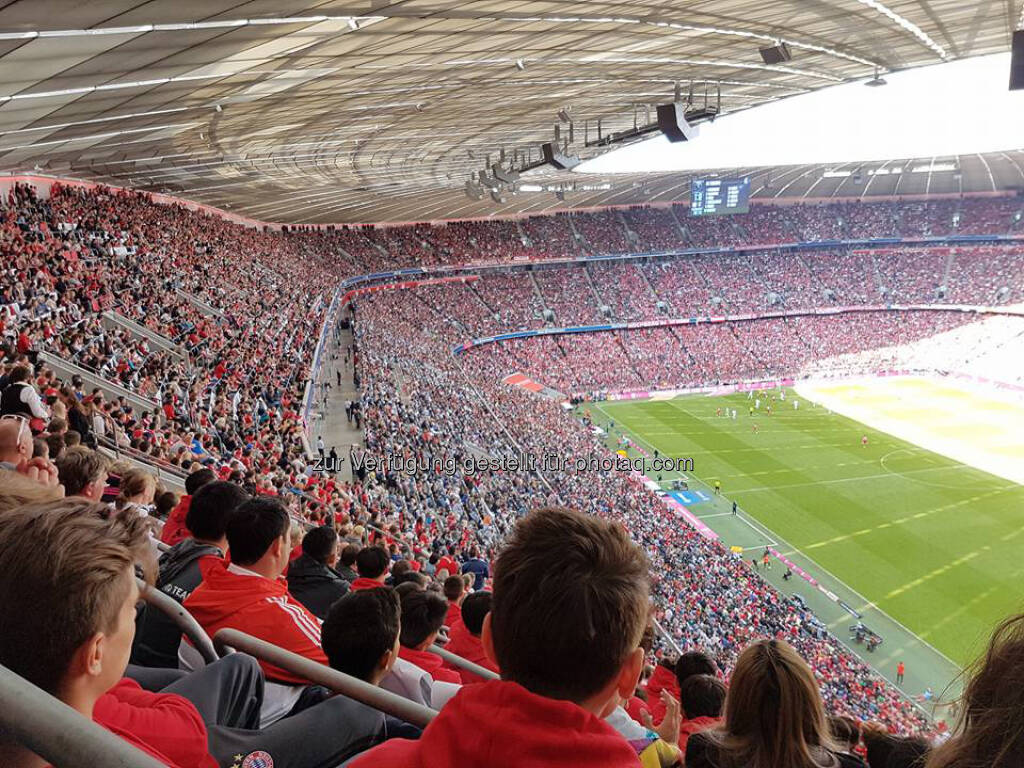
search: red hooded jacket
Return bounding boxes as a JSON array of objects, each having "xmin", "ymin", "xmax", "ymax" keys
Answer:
[
  {"xmin": 348, "ymin": 680, "xmax": 640, "ymax": 768},
  {"xmin": 437, "ymin": 555, "xmax": 458, "ymax": 576},
  {"xmin": 624, "ymin": 695, "xmax": 650, "ymax": 724},
  {"xmin": 93, "ymin": 678, "xmax": 216, "ymax": 768},
  {"xmin": 678, "ymin": 716, "xmax": 721, "ymax": 755},
  {"xmin": 644, "ymin": 664, "xmax": 681, "ymax": 725},
  {"xmin": 444, "ymin": 621, "xmax": 499, "ymax": 684},
  {"xmin": 184, "ymin": 559, "xmax": 328, "ymax": 685},
  {"xmin": 444, "ymin": 600, "xmax": 462, "ymax": 631},
  {"xmin": 349, "ymin": 577, "xmax": 386, "ymax": 591},
  {"xmin": 160, "ymin": 495, "xmax": 191, "ymax": 546},
  {"xmin": 398, "ymin": 646, "xmax": 463, "ymax": 685}
]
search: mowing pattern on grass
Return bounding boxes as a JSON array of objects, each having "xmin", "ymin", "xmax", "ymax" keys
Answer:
[{"xmin": 597, "ymin": 382, "xmax": 1024, "ymax": 667}]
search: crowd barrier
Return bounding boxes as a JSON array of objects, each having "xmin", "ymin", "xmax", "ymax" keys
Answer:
[
  {"xmin": 0, "ymin": 664, "xmax": 165, "ymax": 768},
  {"xmin": 137, "ymin": 578, "xmax": 218, "ymax": 666},
  {"xmin": 212, "ymin": 629, "xmax": 437, "ymax": 729}
]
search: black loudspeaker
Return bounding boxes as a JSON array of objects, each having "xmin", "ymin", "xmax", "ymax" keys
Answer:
[
  {"xmin": 541, "ymin": 142, "xmax": 580, "ymax": 170},
  {"xmin": 656, "ymin": 103, "xmax": 699, "ymax": 143},
  {"xmin": 1011, "ymin": 30, "xmax": 1024, "ymax": 90},
  {"xmin": 759, "ymin": 43, "xmax": 792, "ymax": 65}
]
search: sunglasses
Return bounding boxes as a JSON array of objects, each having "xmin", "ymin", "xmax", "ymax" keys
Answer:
[{"xmin": 1, "ymin": 413, "xmax": 29, "ymax": 447}]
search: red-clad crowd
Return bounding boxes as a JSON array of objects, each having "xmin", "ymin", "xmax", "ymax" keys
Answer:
[{"xmin": 6, "ymin": 185, "xmax": 1024, "ymax": 768}]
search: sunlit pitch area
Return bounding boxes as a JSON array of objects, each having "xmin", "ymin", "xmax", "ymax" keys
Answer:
[{"xmin": 796, "ymin": 375, "xmax": 1024, "ymax": 487}]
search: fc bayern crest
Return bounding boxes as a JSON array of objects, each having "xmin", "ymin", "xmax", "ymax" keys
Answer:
[{"xmin": 241, "ymin": 751, "xmax": 274, "ymax": 768}]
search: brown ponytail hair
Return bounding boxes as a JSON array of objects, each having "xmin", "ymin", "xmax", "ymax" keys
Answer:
[{"xmin": 927, "ymin": 614, "xmax": 1024, "ymax": 768}]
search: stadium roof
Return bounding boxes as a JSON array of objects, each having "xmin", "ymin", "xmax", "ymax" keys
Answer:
[{"xmin": 0, "ymin": 0, "xmax": 1018, "ymax": 224}]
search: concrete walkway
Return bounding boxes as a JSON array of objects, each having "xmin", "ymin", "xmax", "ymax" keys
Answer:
[{"xmin": 310, "ymin": 323, "xmax": 362, "ymax": 482}]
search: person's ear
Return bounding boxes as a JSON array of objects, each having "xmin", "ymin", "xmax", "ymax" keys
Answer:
[
  {"xmin": 70, "ymin": 633, "xmax": 106, "ymax": 681},
  {"xmin": 81, "ymin": 481, "xmax": 97, "ymax": 500},
  {"xmin": 481, "ymin": 613, "xmax": 498, "ymax": 668},
  {"xmin": 272, "ymin": 534, "xmax": 286, "ymax": 561},
  {"xmin": 419, "ymin": 629, "xmax": 440, "ymax": 651},
  {"xmin": 378, "ymin": 647, "xmax": 396, "ymax": 677},
  {"xmin": 615, "ymin": 646, "xmax": 645, "ymax": 701}
]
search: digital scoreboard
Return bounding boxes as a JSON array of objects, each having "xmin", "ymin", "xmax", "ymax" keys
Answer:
[{"xmin": 689, "ymin": 176, "xmax": 751, "ymax": 217}]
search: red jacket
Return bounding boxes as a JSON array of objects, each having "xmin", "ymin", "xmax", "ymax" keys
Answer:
[
  {"xmin": 347, "ymin": 680, "xmax": 641, "ymax": 768},
  {"xmin": 624, "ymin": 695, "xmax": 650, "ymax": 724},
  {"xmin": 184, "ymin": 559, "xmax": 328, "ymax": 685},
  {"xmin": 349, "ymin": 576, "xmax": 385, "ymax": 591},
  {"xmin": 444, "ymin": 621, "xmax": 499, "ymax": 684},
  {"xmin": 437, "ymin": 555, "xmax": 458, "ymax": 576},
  {"xmin": 398, "ymin": 645, "xmax": 463, "ymax": 685},
  {"xmin": 160, "ymin": 496, "xmax": 191, "ymax": 546},
  {"xmin": 93, "ymin": 679, "xmax": 215, "ymax": 768},
  {"xmin": 679, "ymin": 716, "xmax": 721, "ymax": 755},
  {"xmin": 444, "ymin": 600, "xmax": 463, "ymax": 631},
  {"xmin": 644, "ymin": 664, "xmax": 681, "ymax": 725}
]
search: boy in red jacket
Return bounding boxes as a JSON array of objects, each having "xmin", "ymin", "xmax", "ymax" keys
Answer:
[
  {"xmin": 348, "ymin": 545, "xmax": 390, "ymax": 591},
  {"xmin": 348, "ymin": 506, "xmax": 653, "ymax": 768},
  {"xmin": 676, "ymin": 674, "xmax": 725, "ymax": 755},
  {"xmin": 160, "ymin": 468, "xmax": 216, "ymax": 546},
  {"xmin": 184, "ymin": 497, "xmax": 335, "ymax": 722},
  {"xmin": 0, "ymin": 500, "xmax": 200, "ymax": 767},
  {"xmin": 0, "ymin": 499, "xmax": 390, "ymax": 768},
  {"xmin": 442, "ymin": 574, "xmax": 467, "ymax": 630},
  {"xmin": 646, "ymin": 649, "xmax": 716, "ymax": 726},
  {"xmin": 444, "ymin": 591, "xmax": 500, "ymax": 684},
  {"xmin": 395, "ymin": 588, "xmax": 462, "ymax": 685}
]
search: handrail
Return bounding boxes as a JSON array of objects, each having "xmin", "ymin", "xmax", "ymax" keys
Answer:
[
  {"xmin": 0, "ymin": 663, "xmax": 166, "ymax": 768},
  {"xmin": 212, "ymin": 629, "xmax": 437, "ymax": 728},
  {"xmin": 136, "ymin": 578, "xmax": 219, "ymax": 665},
  {"xmin": 652, "ymin": 617, "xmax": 683, "ymax": 657},
  {"xmin": 428, "ymin": 644, "xmax": 499, "ymax": 681},
  {"xmin": 99, "ymin": 435, "xmax": 188, "ymax": 479}
]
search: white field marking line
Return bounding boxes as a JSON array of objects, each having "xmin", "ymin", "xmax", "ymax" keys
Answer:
[
  {"xmin": 723, "ymin": 488, "xmax": 963, "ymax": 671},
  {"xmin": 878, "ymin": 448, "xmax": 1000, "ymax": 491},
  {"xmin": 741, "ymin": 542, "xmax": 778, "ymax": 551},
  {"xmin": 696, "ymin": 511, "xmax": 737, "ymax": 519},
  {"xmin": 665, "ymin": 399, "xmax": 1012, "ymax": 492},
  {"xmin": 598, "ymin": 399, "xmax": 964, "ymax": 673},
  {"xmin": 882, "ymin": 547, "xmax": 987, "ymax": 600},
  {"xmin": 795, "ymin": 377, "xmax": 1024, "ymax": 488},
  {"xmin": 802, "ymin": 487, "xmax": 1012, "ymax": 551},
  {"xmin": 730, "ymin": 463, "xmax": 1015, "ymax": 495}
]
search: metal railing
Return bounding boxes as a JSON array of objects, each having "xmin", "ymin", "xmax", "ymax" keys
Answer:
[
  {"xmin": 212, "ymin": 629, "xmax": 437, "ymax": 728},
  {"xmin": 652, "ymin": 617, "xmax": 683, "ymax": 657},
  {"xmin": 136, "ymin": 577, "xmax": 218, "ymax": 665},
  {"xmin": 0, "ymin": 663, "xmax": 166, "ymax": 768},
  {"xmin": 428, "ymin": 644, "xmax": 499, "ymax": 681},
  {"xmin": 97, "ymin": 436, "xmax": 187, "ymax": 492}
]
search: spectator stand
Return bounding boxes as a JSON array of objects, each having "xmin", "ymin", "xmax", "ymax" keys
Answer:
[
  {"xmin": 98, "ymin": 437, "xmax": 188, "ymax": 493},
  {"xmin": 38, "ymin": 350, "xmax": 161, "ymax": 419},
  {"xmin": 101, "ymin": 310, "xmax": 191, "ymax": 367}
]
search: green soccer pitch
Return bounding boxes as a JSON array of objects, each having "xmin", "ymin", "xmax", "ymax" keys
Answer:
[{"xmin": 592, "ymin": 380, "xmax": 1024, "ymax": 707}]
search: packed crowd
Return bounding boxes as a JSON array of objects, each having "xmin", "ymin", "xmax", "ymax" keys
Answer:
[
  {"xmin": 0, "ymin": 183, "xmax": 346, "ymax": 521},
  {"xmin": 11, "ymin": 477, "xmax": 1020, "ymax": 768},
  {"xmin": 454, "ymin": 312, "xmax": 976, "ymax": 395},
  {"xmin": 370, "ymin": 244, "xmax": 1024, "ymax": 340},
  {"xmin": 6, "ymin": 185, "xmax": 1024, "ymax": 766},
  {"xmin": 351, "ymin": 289, "xmax": 938, "ymax": 735}
]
